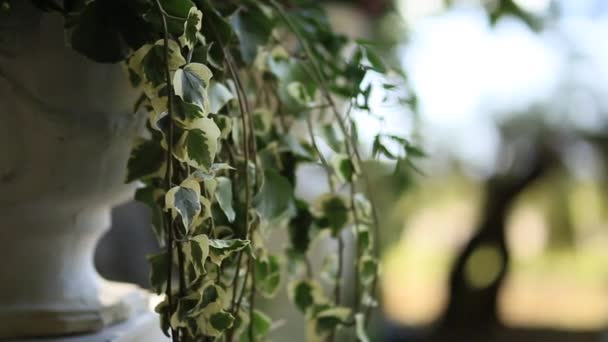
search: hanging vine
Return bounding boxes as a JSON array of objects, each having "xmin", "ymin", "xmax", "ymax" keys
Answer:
[{"xmin": 13, "ymin": 0, "xmax": 420, "ymax": 340}]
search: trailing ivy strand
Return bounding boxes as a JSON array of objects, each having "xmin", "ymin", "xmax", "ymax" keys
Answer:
[{"xmin": 12, "ymin": 0, "xmax": 420, "ymax": 340}]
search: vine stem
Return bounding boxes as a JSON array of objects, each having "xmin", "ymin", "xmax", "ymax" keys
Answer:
[
  {"xmin": 154, "ymin": 0, "xmax": 178, "ymax": 341},
  {"xmin": 269, "ymin": 0, "xmax": 383, "ymax": 328},
  {"xmin": 224, "ymin": 45, "xmax": 262, "ymax": 342},
  {"xmin": 205, "ymin": 23, "xmax": 258, "ymax": 339}
]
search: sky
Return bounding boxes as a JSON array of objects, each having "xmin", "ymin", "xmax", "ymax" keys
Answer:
[{"xmin": 397, "ymin": 0, "xmax": 608, "ymax": 178}]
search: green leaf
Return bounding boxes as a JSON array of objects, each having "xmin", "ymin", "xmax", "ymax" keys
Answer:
[
  {"xmin": 255, "ymin": 255, "xmax": 281, "ymax": 298},
  {"xmin": 215, "ymin": 177, "xmax": 236, "ymax": 222},
  {"xmin": 356, "ymin": 224, "xmax": 372, "ymax": 253},
  {"xmin": 266, "ymin": 53, "xmax": 316, "ymax": 112},
  {"xmin": 354, "ymin": 194, "xmax": 373, "ymax": 221},
  {"xmin": 126, "ymin": 139, "xmax": 164, "ymax": 183},
  {"xmin": 240, "ymin": 310, "xmax": 273, "ymax": 341},
  {"xmin": 165, "ymin": 183, "xmax": 201, "ymax": 232},
  {"xmin": 360, "ymin": 45, "xmax": 387, "ymax": 73},
  {"xmin": 186, "ymin": 129, "xmax": 212, "ymax": 168},
  {"xmin": 288, "ymin": 280, "xmax": 325, "ymax": 314},
  {"xmin": 135, "ymin": 185, "xmax": 165, "ymax": 246},
  {"xmin": 174, "ymin": 63, "xmax": 213, "ymax": 112},
  {"xmin": 209, "ymin": 311, "xmax": 235, "ymax": 332},
  {"xmin": 331, "ymin": 153, "xmax": 356, "ymax": 183},
  {"xmin": 170, "ymin": 294, "xmax": 199, "ymax": 330},
  {"xmin": 186, "ymin": 234, "xmax": 210, "ymax": 275},
  {"xmin": 154, "ymin": 298, "xmax": 171, "ymax": 337},
  {"xmin": 147, "ymin": 252, "xmax": 168, "ymax": 295},
  {"xmin": 311, "ymin": 194, "xmax": 350, "ymax": 235},
  {"xmin": 316, "ymin": 307, "xmax": 352, "ymax": 334},
  {"xmin": 321, "ymin": 124, "xmax": 343, "ymax": 153},
  {"xmin": 254, "ymin": 169, "xmax": 294, "ymax": 220},
  {"xmin": 175, "ymin": 96, "xmax": 205, "ymax": 122},
  {"xmin": 180, "ymin": 7, "xmax": 203, "ymax": 50},
  {"xmin": 199, "ymin": 283, "xmax": 223, "ymax": 309},
  {"xmin": 143, "ymin": 0, "xmax": 195, "ymax": 35},
  {"xmin": 208, "ymin": 238, "xmax": 249, "ymax": 266},
  {"xmin": 143, "ymin": 41, "xmax": 186, "ymax": 86},
  {"xmin": 359, "ymin": 255, "xmax": 378, "ymax": 287},
  {"xmin": 232, "ymin": 3, "xmax": 275, "ymax": 64},
  {"xmin": 183, "ymin": 117, "xmax": 221, "ymax": 170},
  {"xmin": 209, "ymin": 82, "xmax": 235, "ymax": 114},
  {"xmin": 287, "ymin": 82, "xmax": 314, "ymax": 106},
  {"xmin": 288, "ymin": 200, "xmax": 314, "ymax": 254}
]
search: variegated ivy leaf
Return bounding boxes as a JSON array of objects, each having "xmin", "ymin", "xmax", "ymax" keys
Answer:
[
  {"xmin": 215, "ymin": 177, "xmax": 236, "ymax": 222},
  {"xmin": 148, "ymin": 95, "xmax": 169, "ymax": 133},
  {"xmin": 142, "ymin": 39, "xmax": 186, "ymax": 87},
  {"xmin": 311, "ymin": 194, "xmax": 350, "ymax": 236},
  {"xmin": 355, "ymin": 313, "xmax": 370, "ymax": 342},
  {"xmin": 165, "ymin": 179, "xmax": 202, "ymax": 233},
  {"xmin": 252, "ymin": 108, "xmax": 273, "ymax": 136},
  {"xmin": 195, "ymin": 300, "xmax": 234, "ymax": 337},
  {"xmin": 354, "ymin": 193, "xmax": 373, "ymax": 222},
  {"xmin": 180, "ymin": 7, "xmax": 203, "ymax": 50},
  {"xmin": 181, "ymin": 117, "xmax": 221, "ymax": 170},
  {"xmin": 126, "ymin": 138, "xmax": 165, "ymax": 183},
  {"xmin": 288, "ymin": 280, "xmax": 327, "ymax": 314},
  {"xmin": 197, "ymin": 283, "xmax": 227, "ymax": 311},
  {"xmin": 204, "ymin": 178, "xmax": 218, "ymax": 198},
  {"xmin": 355, "ymin": 224, "xmax": 372, "ymax": 253},
  {"xmin": 215, "ymin": 115, "xmax": 234, "ymax": 139},
  {"xmin": 331, "ymin": 153, "xmax": 357, "ymax": 183},
  {"xmin": 359, "ymin": 255, "xmax": 379, "ymax": 287},
  {"xmin": 175, "ymin": 96, "xmax": 205, "ymax": 123},
  {"xmin": 127, "ymin": 43, "xmax": 153, "ymax": 88},
  {"xmin": 184, "ymin": 234, "xmax": 210, "ymax": 276},
  {"xmin": 208, "ymin": 238, "xmax": 250, "ymax": 266},
  {"xmin": 147, "ymin": 252, "xmax": 168, "ymax": 295},
  {"xmin": 192, "ymin": 163, "xmax": 234, "ymax": 181},
  {"xmin": 231, "ymin": 308, "xmax": 250, "ymax": 340},
  {"xmin": 209, "ymin": 82, "xmax": 235, "ymax": 114},
  {"xmin": 207, "ymin": 310, "xmax": 235, "ymax": 337},
  {"xmin": 240, "ymin": 310, "xmax": 273, "ymax": 342},
  {"xmin": 135, "ymin": 185, "xmax": 165, "ymax": 246},
  {"xmin": 254, "ymin": 169, "xmax": 294, "ymax": 220},
  {"xmin": 315, "ymin": 306, "xmax": 353, "ymax": 334},
  {"xmin": 266, "ymin": 51, "xmax": 316, "ymax": 112},
  {"xmin": 173, "ymin": 63, "xmax": 213, "ymax": 112},
  {"xmin": 322, "ymin": 124, "xmax": 344, "ymax": 154},
  {"xmin": 255, "ymin": 254, "xmax": 281, "ymax": 298},
  {"xmin": 170, "ymin": 294, "xmax": 200, "ymax": 332},
  {"xmin": 154, "ymin": 297, "xmax": 171, "ymax": 337},
  {"xmin": 287, "ymin": 81, "xmax": 314, "ymax": 106},
  {"xmin": 320, "ymin": 254, "xmax": 338, "ymax": 285}
]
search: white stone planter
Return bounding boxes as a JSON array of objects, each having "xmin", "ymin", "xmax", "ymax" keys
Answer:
[{"xmin": 0, "ymin": 2, "xmax": 162, "ymax": 340}]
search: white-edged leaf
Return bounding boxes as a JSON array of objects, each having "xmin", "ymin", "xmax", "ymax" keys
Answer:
[
  {"xmin": 180, "ymin": 7, "xmax": 203, "ymax": 50},
  {"xmin": 165, "ymin": 179, "xmax": 201, "ymax": 233},
  {"xmin": 173, "ymin": 63, "xmax": 213, "ymax": 112},
  {"xmin": 215, "ymin": 177, "xmax": 236, "ymax": 222},
  {"xmin": 254, "ymin": 169, "xmax": 294, "ymax": 220},
  {"xmin": 209, "ymin": 82, "xmax": 234, "ymax": 114}
]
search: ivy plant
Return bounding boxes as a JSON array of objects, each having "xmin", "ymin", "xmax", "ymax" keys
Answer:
[{"xmin": 4, "ymin": 0, "xmax": 419, "ymax": 340}]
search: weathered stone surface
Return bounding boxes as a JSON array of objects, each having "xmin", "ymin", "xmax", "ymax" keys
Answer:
[{"xmin": 0, "ymin": 1, "xmax": 157, "ymax": 339}]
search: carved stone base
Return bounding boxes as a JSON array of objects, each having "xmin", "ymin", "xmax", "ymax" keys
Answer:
[
  {"xmin": 14, "ymin": 300, "xmax": 168, "ymax": 342},
  {"xmin": 0, "ymin": 281, "xmax": 151, "ymax": 339}
]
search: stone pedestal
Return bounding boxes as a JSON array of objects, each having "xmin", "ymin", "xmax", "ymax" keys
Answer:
[
  {"xmin": 19, "ymin": 302, "xmax": 167, "ymax": 342},
  {"xmin": 0, "ymin": 2, "xmax": 165, "ymax": 340}
]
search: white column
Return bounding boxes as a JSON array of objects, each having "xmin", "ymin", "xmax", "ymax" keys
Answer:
[{"xmin": 0, "ymin": 2, "xmax": 165, "ymax": 340}]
